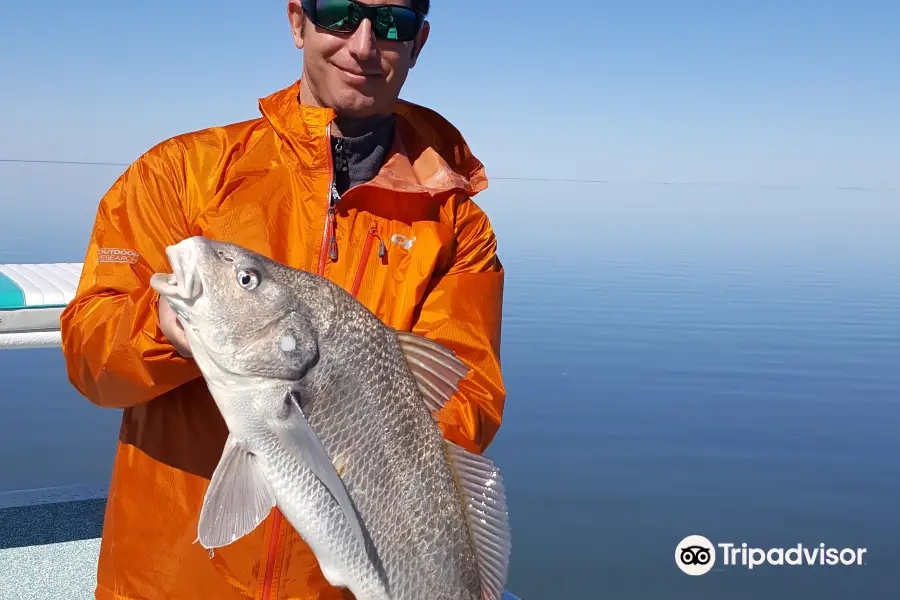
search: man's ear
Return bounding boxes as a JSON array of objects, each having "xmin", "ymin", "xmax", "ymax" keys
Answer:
[{"xmin": 288, "ymin": 0, "xmax": 307, "ymax": 50}]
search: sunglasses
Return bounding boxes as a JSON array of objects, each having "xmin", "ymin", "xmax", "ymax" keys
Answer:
[{"xmin": 300, "ymin": 0, "xmax": 425, "ymax": 42}]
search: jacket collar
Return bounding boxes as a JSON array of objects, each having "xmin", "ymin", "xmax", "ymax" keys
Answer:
[{"xmin": 258, "ymin": 80, "xmax": 487, "ymax": 199}]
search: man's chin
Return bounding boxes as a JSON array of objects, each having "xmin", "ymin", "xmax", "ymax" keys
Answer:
[{"xmin": 330, "ymin": 91, "xmax": 383, "ymax": 119}]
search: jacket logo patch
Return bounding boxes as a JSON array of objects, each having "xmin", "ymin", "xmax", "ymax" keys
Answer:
[
  {"xmin": 390, "ymin": 234, "xmax": 415, "ymax": 251},
  {"xmin": 98, "ymin": 248, "xmax": 140, "ymax": 264}
]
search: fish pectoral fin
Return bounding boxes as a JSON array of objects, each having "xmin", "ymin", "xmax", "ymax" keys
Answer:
[
  {"xmin": 394, "ymin": 330, "xmax": 470, "ymax": 419},
  {"xmin": 268, "ymin": 393, "xmax": 369, "ymax": 553},
  {"xmin": 445, "ymin": 441, "xmax": 511, "ymax": 600},
  {"xmin": 197, "ymin": 434, "xmax": 276, "ymax": 549}
]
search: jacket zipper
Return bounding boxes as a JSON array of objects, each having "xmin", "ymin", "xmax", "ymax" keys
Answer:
[
  {"xmin": 263, "ymin": 124, "xmax": 338, "ymax": 600},
  {"xmin": 260, "ymin": 511, "xmax": 282, "ymax": 600},
  {"xmin": 317, "ymin": 125, "xmax": 339, "ymax": 276},
  {"xmin": 351, "ymin": 226, "xmax": 386, "ymax": 298},
  {"xmin": 262, "ymin": 131, "xmax": 385, "ymax": 600}
]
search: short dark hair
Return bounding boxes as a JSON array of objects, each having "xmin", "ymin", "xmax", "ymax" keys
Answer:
[{"xmin": 411, "ymin": 0, "xmax": 430, "ymax": 15}]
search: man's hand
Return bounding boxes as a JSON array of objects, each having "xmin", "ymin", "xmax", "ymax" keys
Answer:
[{"xmin": 157, "ymin": 295, "xmax": 192, "ymax": 358}]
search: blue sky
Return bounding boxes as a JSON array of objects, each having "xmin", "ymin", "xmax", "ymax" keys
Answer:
[{"xmin": 1, "ymin": 1, "xmax": 898, "ymax": 195}]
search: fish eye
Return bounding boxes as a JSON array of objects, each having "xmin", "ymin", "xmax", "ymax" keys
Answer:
[{"xmin": 237, "ymin": 269, "xmax": 260, "ymax": 290}]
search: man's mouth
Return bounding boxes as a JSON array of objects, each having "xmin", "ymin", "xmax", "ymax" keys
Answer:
[{"xmin": 334, "ymin": 63, "xmax": 382, "ymax": 80}]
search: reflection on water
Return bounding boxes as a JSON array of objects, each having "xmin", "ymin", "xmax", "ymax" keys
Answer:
[{"xmin": 1, "ymin": 172, "xmax": 898, "ymax": 598}]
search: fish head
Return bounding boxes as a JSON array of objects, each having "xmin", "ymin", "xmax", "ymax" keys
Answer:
[{"xmin": 150, "ymin": 236, "xmax": 330, "ymax": 381}]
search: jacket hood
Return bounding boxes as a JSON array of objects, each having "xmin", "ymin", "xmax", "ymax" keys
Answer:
[{"xmin": 258, "ymin": 80, "xmax": 488, "ymax": 199}]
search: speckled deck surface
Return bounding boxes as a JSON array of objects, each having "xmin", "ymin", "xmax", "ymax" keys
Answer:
[
  {"xmin": 0, "ymin": 538, "xmax": 100, "ymax": 599},
  {"xmin": 0, "ymin": 491, "xmax": 105, "ymax": 600}
]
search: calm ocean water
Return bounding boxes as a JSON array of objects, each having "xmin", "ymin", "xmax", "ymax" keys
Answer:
[{"xmin": 1, "ymin": 164, "xmax": 899, "ymax": 598}]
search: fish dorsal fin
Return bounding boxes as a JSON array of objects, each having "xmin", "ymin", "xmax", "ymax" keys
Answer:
[
  {"xmin": 445, "ymin": 441, "xmax": 511, "ymax": 600},
  {"xmin": 396, "ymin": 329, "xmax": 511, "ymax": 595},
  {"xmin": 394, "ymin": 330, "xmax": 470, "ymax": 417}
]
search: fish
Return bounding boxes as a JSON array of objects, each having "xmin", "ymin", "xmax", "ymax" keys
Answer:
[{"xmin": 149, "ymin": 236, "xmax": 511, "ymax": 600}]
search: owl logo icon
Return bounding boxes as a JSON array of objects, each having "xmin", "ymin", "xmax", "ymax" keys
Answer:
[{"xmin": 676, "ymin": 535, "xmax": 716, "ymax": 575}]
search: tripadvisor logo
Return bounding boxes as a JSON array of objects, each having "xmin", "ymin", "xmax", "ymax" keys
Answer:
[
  {"xmin": 676, "ymin": 535, "xmax": 716, "ymax": 575},
  {"xmin": 675, "ymin": 535, "xmax": 868, "ymax": 575}
]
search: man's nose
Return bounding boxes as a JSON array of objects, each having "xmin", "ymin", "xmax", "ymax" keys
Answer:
[{"xmin": 347, "ymin": 18, "xmax": 376, "ymax": 60}]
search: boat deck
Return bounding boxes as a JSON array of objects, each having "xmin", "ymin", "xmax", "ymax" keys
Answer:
[
  {"xmin": 0, "ymin": 484, "xmax": 521, "ymax": 599},
  {"xmin": 0, "ymin": 485, "xmax": 106, "ymax": 600}
]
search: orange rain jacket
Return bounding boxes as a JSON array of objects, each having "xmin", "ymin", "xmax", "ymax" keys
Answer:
[{"xmin": 59, "ymin": 80, "xmax": 506, "ymax": 600}]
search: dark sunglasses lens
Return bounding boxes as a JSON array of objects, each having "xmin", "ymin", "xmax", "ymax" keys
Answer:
[
  {"xmin": 314, "ymin": 0, "xmax": 420, "ymax": 40},
  {"xmin": 372, "ymin": 6, "xmax": 420, "ymax": 41},
  {"xmin": 316, "ymin": 0, "xmax": 360, "ymax": 32}
]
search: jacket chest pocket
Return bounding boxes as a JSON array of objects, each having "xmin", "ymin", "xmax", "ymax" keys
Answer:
[{"xmin": 359, "ymin": 219, "xmax": 454, "ymax": 329}]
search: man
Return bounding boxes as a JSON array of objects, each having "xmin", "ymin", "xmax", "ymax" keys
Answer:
[{"xmin": 59, "ymin": 1, "xmax": 506, "ymax": 598}]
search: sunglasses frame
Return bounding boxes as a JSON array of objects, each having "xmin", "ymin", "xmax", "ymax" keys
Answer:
[{"xmin": 300, "ymin": 0, "xmax": 426, "ymax": 42}]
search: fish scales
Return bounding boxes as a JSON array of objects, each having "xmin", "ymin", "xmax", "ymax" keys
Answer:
[{"xmin": 296, "ymin": 293, "xmax": 482, "ymax": 598}]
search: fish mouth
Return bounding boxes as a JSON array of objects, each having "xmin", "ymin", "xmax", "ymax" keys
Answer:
[
  {"xmin": 150, "ymin": 272, "xmax": 180, "ymax": 298},
  {"xmin": 150, "ymin": 238, "xmax": 205, "ymax": 302}
]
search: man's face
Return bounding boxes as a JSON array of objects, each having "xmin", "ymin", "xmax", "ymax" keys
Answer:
[{"xmin": 288, "ymin": 0, "xmax": 430, "ymax": 119}]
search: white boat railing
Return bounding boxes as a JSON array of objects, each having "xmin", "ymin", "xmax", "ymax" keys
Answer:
[
  {"xmin": 0, "ymin": 262, "xmax": 82, "ymax": 350},
  {"xmin": 0, "ymin": 263, "xmax": 82, "ymax": 350},
  {"xmin": 0, "ymin": 330, "xmax": 62, "ymax": 350}
]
